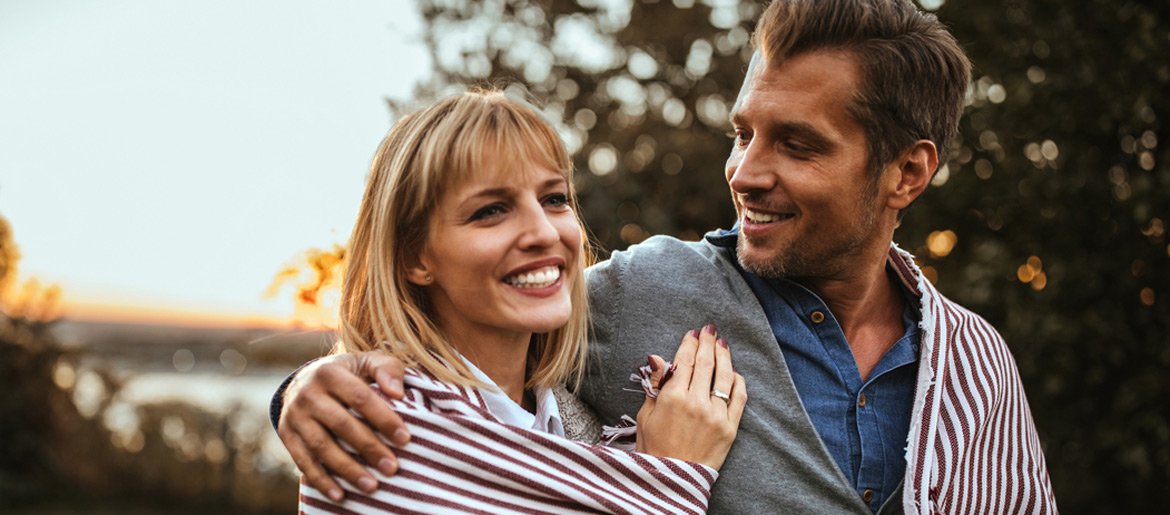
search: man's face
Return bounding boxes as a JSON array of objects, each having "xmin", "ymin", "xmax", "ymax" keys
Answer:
[{"xmin": 725, "ymin": 50, "xmax": 887, "ymax": 280}]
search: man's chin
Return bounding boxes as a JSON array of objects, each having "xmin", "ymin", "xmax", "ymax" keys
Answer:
[{"xmin": 736, "ymin": 238, "xmax": 789, "ymax": 278}]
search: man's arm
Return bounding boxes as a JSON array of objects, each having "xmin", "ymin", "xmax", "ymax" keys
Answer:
[{"xmin": 272, "ymin": 351, "xmax": 411, "ymax": 501}]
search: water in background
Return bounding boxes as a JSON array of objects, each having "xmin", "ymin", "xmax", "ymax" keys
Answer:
[{"xmin": 7, "ymin": 319, "xmax": 334, "ymax": 513}]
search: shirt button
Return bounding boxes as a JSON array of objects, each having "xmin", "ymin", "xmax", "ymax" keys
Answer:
[
  {"xmin": 862, "ymin": 489, "xmax": 874, "ymax": 502},
  {"xmin": 810, "ymin": 311, "xmax": 825, "ymax": 323},
  {"xmin": 858, "ymin": 393, "xmax": 867, "ymax": 407}
]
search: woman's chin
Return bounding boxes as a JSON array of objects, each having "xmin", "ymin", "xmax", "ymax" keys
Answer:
[{"xmin": 516, "ymin": 311, "xmax": 572, "ymax": 335}]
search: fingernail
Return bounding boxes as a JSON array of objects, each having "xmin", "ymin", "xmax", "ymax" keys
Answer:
[
  {"xmin": 704, "ymin": 324, "xmax": 716, "ymax": 335},
  {"xmin": 328, "ymin": 488, "xmax": 344, "ymax": 502},
  {"xmin": 688, "ymin": 329, "xmax": 699, "ymax": 339},
  {"xmin": 378, "ymin": 457, "xmax": 397, "ymax": 476},
  {"xmin": 718, "ymin": 338, "xmax": 729, "ymax": 349},
  {"xmin": 647, "ymin": 356, "xmax": 660, "ymax": 372},
  {"xmin": 393, "ymin": 428, "xmax": 411, "ymax": 446},
  {"xmin": 357, "ymin": 476, "xmax": 377, "ymax": 492},
  {"xmin": 388, "ymin": 378, "xmax": 403, "ymax": 395}
]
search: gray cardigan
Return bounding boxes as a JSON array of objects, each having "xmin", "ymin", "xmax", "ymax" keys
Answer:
[{"xmin": 577, "ymin": 234, "xmax": 891, "ymax": 514}]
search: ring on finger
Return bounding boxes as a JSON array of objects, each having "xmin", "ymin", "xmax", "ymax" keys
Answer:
[{"xmin": 711, "ymin": 388, "xmax": 731, "ymax": 403}]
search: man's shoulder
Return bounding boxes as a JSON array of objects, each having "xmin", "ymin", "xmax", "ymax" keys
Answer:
[
  {"xmin": 922, "ymin": 283, "xmax": 1005, "ymax": 343},
  {"xmin": 590, "ymin": 234, "xmax": 729, "ymax": 275},
  {"xmin": 887, "ymin": 243, "xmax": 1007, "ymax": 345}
]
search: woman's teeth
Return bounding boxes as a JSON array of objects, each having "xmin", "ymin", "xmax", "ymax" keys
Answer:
[
  {"xmin": 505, "ymin": 266, "xmax": 560, "ymax": 288},
  {"xmin": 745, "ymin": 208, "xmax": 790, "ymax": 224}
]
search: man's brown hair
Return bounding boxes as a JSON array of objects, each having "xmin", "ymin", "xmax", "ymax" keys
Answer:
[{"xmin": 753, "ymin": 0, "xmax": 971, "ymax": 177}]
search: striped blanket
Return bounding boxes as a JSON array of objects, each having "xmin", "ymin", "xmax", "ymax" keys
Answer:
[
  {"xmin": 888, "ymin": 244, "xmax": 1058, "ymax": 513},
  {"xmin": 298, "ymin": 367, "xmax": 717, "ymax": 515}
]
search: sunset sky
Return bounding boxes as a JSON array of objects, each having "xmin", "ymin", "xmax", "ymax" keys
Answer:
[{"xmin": 0, "ymin": 0, "xmax": 431, "ymax": 327}]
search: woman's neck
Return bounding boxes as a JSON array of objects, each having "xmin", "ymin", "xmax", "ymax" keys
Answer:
[{"xmin": 445, "ymin": 324, "xmax": 533, "ymax": 410}]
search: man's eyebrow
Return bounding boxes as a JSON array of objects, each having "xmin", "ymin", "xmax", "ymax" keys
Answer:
[
  {"xmin": 773, "ymin": 121, "xmax": 833, "ymax": 147},
  {"xmin": 729, "ymin": 112, "xmax": 836, "ymax": 149},
  {"xmin": 730, "ymin": 111, "xmax": 746, "ymax": 127}
]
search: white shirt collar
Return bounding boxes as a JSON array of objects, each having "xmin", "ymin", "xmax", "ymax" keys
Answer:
[{"xmin": 460, "ymin": 355, "xmax": 564, "ymax": 437}]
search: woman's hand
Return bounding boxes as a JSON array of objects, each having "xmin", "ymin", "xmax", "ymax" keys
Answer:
[{"xmin": 635, "ymin": 325, "xmax": 747, "ymax": 470}]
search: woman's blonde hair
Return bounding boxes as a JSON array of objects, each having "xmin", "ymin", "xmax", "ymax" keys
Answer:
[{"xmin": 337, "ymin": 90, "xmax": 592, "ymax": 390}]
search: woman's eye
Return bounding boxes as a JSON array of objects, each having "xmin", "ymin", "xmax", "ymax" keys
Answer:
[
  {"xmin": 544, "ymin": 193, "xmax": 570, "ymax": 208},
  {"xmin": 470, "ymin": 204, "xmax": 505, "ymax": 221}
]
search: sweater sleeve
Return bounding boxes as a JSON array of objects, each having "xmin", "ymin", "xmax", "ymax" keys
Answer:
[
  {"xmin": 298, "ymin": 369, "xmax": 718, "ymax": 515},
  {"xmin": 268, "ymin": 358, "xmax": 318, "ymax": 432}
]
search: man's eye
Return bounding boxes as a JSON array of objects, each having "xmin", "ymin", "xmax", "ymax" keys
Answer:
[
  {"xmin": 784, "ymin": 141, "xmax": 814, "ymax": 153},
  {"xmin": 728, "ymin": 129, "xmax": 751, "ymax": 146},
  {"xmin": 470, "ymin": 204, "xmax": 505, "ymax": 220}
]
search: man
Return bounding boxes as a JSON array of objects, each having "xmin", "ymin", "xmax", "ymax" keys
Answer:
[{"xmin": 272, "ymin": 1, "xmax": 1057, "ymax": 513}]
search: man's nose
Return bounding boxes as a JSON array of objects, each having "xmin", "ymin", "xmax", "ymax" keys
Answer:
[{"xmin": 726, "ymin": 143, "xmax": 777, "ymax": 194}]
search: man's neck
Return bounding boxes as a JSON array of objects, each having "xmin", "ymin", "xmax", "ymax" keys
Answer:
[{"xmin": 796, "ymin": 247, "xmax": 908, "ymax": 381}]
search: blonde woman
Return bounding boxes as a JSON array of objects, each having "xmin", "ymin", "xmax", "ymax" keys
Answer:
[{"xmin": 296, "ymin": 90, "xmax": 746, "ymax": 514}]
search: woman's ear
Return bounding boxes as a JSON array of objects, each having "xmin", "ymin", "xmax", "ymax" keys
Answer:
[{"xmin": 405, "ymin": 252, "xmax": 433, "ymax": 286}]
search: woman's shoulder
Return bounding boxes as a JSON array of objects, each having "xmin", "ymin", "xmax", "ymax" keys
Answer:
[{"xmin": 392, "ymin": 366, "xmax": 495, "ymax": 419}]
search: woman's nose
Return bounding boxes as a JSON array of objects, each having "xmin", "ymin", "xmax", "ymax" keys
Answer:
[{"xmin": 518, "ymin": 205, "xmax": 560, "ymax": 249}]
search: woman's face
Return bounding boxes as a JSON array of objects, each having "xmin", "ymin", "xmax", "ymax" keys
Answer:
[{"xmin": 412, "ymin": 158, "xmax": 581, "ymax": 347}]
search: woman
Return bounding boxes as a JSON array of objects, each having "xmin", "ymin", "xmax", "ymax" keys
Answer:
[{"xmin": 299, "ymin": 90, "xmax": 746, "ymax": 514}]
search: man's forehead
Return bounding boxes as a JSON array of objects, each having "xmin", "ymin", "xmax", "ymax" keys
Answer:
[
  {"xmin": 729, "ymin": 49, "xmax": 861, "ymax": 117},
  {"xmin": 729, "ymin": 51, "xmax": 766, "ymax": 117}
]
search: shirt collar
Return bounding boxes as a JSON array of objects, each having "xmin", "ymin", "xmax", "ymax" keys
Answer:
[
  {"xmin": 704, "ymin": 223, "xmax": 740, "ymax": 248},
  {"xmin": 459, "ymin": 354, "xmax": 565, "ymax": 437}
]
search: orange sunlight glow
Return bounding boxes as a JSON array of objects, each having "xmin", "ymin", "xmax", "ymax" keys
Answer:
[
  {"xmin": 61, "ymin": 299, "xmax": 290, "ymax": 329},
  {"xmin": 266, "ymin": 244, "xmax": 347, "ymax": 330}
]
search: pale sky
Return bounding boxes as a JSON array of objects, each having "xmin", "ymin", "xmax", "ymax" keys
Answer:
[{"xmin": 0, "ymin": 0, "xmax": 431, "ymax": 325}]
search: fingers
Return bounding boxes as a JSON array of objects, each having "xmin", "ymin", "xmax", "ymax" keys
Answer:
[
  {"xmin": 321, "ymin": 360, "xmax": 410, "ymax": 445},
  {"xmin": 349, "ymin": 354, "xmax": 411, "ymax": 446},
  {"xmin": 304, "ymin": 418, "xmax": 381, "ymax": 493},
  {"xmin": 667, "ymin": 328, "xmax": 701, "ymax": 392},
  {"xmin": 710, "ymin": 335, "xmax": 735, "ymax": 409},
  {"xmin": 364, "ymin": 352, "xmax": 407, "ymax": 400},
  {"xmin": 283, "ymin": 430, "xmax": 346, "ymax": 502},
  {"xmin": 277, "ymin": 350, "xmax": 411, "ymax": 500},
  {"xmin": 285, "ymin": 391, "xmax": 386, "ymax": 491},
  {"xmin": 725, "ymin": 372, "xmax": 749, "ymax": 424},
  {"xmin": 646, "ymin": 354, "xmax": 668, "ymax": 391},
  {"xmin": 687, "ymin": 325, "xmax": 719, "ymax": 399}
]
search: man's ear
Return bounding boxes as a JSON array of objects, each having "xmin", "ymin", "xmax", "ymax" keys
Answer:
[{"xmin": 884, "ymin": 139, "xmax": 938, "ymax": 211}]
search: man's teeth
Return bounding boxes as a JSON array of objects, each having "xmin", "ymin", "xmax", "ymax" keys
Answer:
[
  {"xmin": 505, "ymin": 266, "xmax": 560, "ymax": 288},
  {"xmin": 744, "ymin": 208, "xmax": 790, "ymax": 224}
]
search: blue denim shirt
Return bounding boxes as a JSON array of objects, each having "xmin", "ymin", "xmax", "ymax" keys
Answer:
[{"xmin": 707, "ymin": 228, "xmax": 919, "ymax": 513}]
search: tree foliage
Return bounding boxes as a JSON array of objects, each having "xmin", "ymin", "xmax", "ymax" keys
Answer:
[{"xmin": 403, "ymin": 0, "xmax": 1168, "ymax": 511}]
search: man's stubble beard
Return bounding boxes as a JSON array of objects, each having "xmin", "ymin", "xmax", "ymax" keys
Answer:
[{"xmin": 735, "ymin": 177, "xmax": 881, "ymax": 280}]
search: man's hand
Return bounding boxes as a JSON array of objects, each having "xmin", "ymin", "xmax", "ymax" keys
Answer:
[{"xmin": 276, "ymin": 350, "xmax": 409, "ymax": 501}]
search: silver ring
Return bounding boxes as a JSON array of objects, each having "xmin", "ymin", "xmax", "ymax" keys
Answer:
[{"xmin": 711, "ymin": 388, "xmax": 731, "ymax": 403}]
